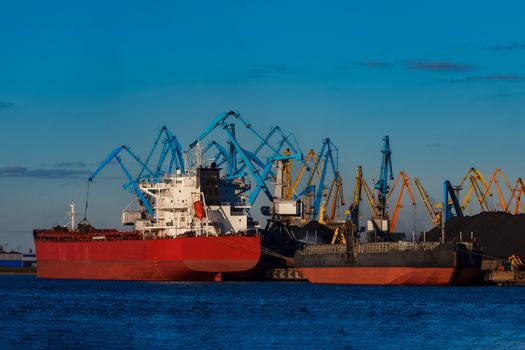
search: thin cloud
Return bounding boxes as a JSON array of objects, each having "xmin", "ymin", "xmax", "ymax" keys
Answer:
[
  {"xmin": 357, "ymin": 60, "xmax": 393, "ymax": 69},
  {"xmin": 0, "ymin": 166, "xmax": 90, "ymax": 179},
  {"xmin": 425, "ymin": 143, "xmax": 446, "ymax": 148},
  {"xmin": 247, "ymin": 64, "xmax": 289, "ymax": 76},
  {"xmin": 0, "ymin": 102, "xmax": 15, "ymax": 110},
  {"xmin": 407, "ymin": 61, "xmax": 478, "ymax": 72},
  {"xmin": 54, "ymin": 161, "xmax": 86, "ymax": 168},
  {"xmin": 488, "ymin": 42, "xmax": 525, "ymax": 51},
  {"xmin": 245, "ymin": 64, "xmax": 308, "ymax": 79},
  {"xmin": 447, "ymin": 74, "xmax": 525, "ymax": 83}
]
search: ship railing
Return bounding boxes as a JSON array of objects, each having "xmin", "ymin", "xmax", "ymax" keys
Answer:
[
  {"xmin": 357, "ymin": 241, "xmax": 441, "ymax": 254},
  {"xmin": 303, "ymin": 244, "xmax": 347, "ymax": 255}
]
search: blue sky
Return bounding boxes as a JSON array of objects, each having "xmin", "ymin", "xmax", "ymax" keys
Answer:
[{"xmin": 1, "ymin": 0, "xmax": 524, "ymax": 250}]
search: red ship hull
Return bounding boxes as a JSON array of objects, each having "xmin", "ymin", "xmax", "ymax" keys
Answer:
[
  {"xmin": 35, "ymin": 235, "xmax": 261, "ymax": 281},
  {"xmin": 297, "ymin": 266, "xmax": 482, "ymax": 285}
]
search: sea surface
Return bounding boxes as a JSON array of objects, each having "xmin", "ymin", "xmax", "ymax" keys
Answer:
[{"xmin": 1, "ymin": 275, "xmax": 524, "ymax": 350}]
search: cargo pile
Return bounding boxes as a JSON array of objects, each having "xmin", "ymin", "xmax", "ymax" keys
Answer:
[{"xmin": 427, "ymin": 212, "xmax": 525, "ymax": 259}]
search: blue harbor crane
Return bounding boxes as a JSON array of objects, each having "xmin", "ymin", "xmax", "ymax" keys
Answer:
[
  {"xmin": 88, "ymin": 145, "xmax": 156, "ymax": 219},
  {"xmin": 136, "ymin": 126, "xmax": 185, "ymax": 180},
  {"xmin": 295, "ymin": 138, "xmax": 339, "ymax": 221},
  {"xmin": 443, "ymin": 180, "xmax": 464, "ymax": 222},
  {"xmin": 374, "ymin": 136, "xmax": 394, "ymax": 218},
  {"xmin": 190, "ymin": 111, "xmax": 303, "ymax": 205}
]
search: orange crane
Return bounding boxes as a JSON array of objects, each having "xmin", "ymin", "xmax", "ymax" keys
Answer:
[
  {"xmin": 506, "ymin": 178, "xmax": 525, "ymax": 214},
  {"xmin": 385, "ymin": 171, "xmax": 416, "ymax": 232},
  {"xmin": 458, "ymin": 168, "xmax": 490, "ymax": 212},
  {"xmin": 414, "ymin": 177, "xmax": 441, "ymax": 226},
  {"xmin": 482, "ymin": 168, "xmax": 518, "ymax": 213}
]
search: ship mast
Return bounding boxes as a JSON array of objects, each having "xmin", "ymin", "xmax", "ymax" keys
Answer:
[{"xmin": 68, "ymin": 201, "xmax": 77, "ymax": 231}]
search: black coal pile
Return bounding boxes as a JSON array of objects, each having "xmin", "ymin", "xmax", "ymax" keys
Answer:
[
  {"xmin": 290, "ymin": 221, "xmax": 334, "ymax": 244},
  {"xmin": 427, "ymin": 212, "xmax": 525, "ymax": 259}
]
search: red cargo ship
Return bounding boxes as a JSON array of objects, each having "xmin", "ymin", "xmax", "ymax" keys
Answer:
[
  {"xmin": 34, "ymin": 230, "xmax": 260, "ymax": 281},
  {"xmin": 34, "ymin": 165, "xmax": 261, "ymax": 281}
]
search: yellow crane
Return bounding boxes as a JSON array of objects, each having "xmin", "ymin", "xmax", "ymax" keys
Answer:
[
  {"xmin": 414, "ymin": 177, "xmax": 441, "ymax": 226},
  {"xmin": 468, "ymin": 175, "xmax": 490, "ymax": 212},
  {"xmin": 506, "ymin": 178, "xmax": 525, "ymax": 215},
  {"xmin": 325, "ymin": 172, "xmax": 345, "ymax": 221},
  {"xmin": 385, "ymin": 171, "xmax": 416, "ymax": 232},
  {"xmin": 458, "ymin": 168, "xmax": 490, "ymax": 212},
  {"xmin": 357, "ymin": 168, "xmax": 380, "ymax": 220},
  {"xmin": 287, "ymin": 149, "xmax": 319, "ymax": 200}
]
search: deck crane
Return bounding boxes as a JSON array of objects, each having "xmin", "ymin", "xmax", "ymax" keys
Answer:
[
  {"xmin": 385, "ymin": 171, "xmax": 416, "ymax": 233},
  {"xmin": 507, "ymin": 178, "xmax": 525, "ymax": 214},
  {"xmin": 88, "ymin": 145, "xmax": 156, "ymax": 219},
  {"xmin": 457, "ymin": 168, "xmax": 490, "ymax": 212},
  {"xmin": 374, "ymin": 136, "xmax": 394, "ymax": 219},
  {"xmin": 482, "ymin": 168, "xmax": 518, "ymax": 213},
  {"xmin": 414, "ymin": 178, "xmax": 441, "ymax": 226},
  {"xmin": 190, "ymin": 111, "xmax": 302, "ymax": 205}
]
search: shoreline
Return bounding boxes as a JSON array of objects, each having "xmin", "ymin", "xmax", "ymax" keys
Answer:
[{"xmin": 0, "ymin": 267, "xmax": 37, "ymax": 275}]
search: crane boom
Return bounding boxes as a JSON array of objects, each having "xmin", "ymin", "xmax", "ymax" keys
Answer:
[
  {"xmin": 388, "ymin": 171, "xmax": 416, "ymax": 232},
  {"xmin": 374, "ymin": 136, "xmax": 394, "ymax": 218},
  {"xmin": 414, "ymin": 178, "xmax": 440, "ymax": 225},
  {"xmin": 482, "ymin": 168, "xmax": 518, "ymax": 213},
  {"xmin": 444, "ymin": 180, "xmax": 464, "ymax": 222},
  {"xmin": 89, "ymin": 148, "xmax": 155, "ymax": 219}
]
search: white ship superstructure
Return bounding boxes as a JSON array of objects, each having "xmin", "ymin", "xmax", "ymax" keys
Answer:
[{"xmin": 122, "ymin": 166, "xmax": 256, "ymax": 238}]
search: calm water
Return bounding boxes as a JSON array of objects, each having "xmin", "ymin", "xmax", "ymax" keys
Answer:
[{"xmin": 1, "ymin": 275, "xmax": 524, "ymax": 350}]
